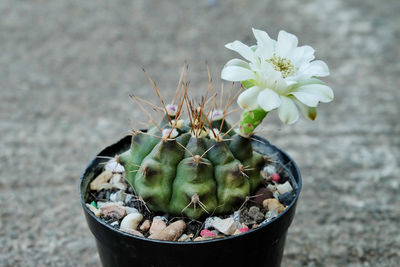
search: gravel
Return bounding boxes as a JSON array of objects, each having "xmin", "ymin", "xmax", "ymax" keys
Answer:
[{"xmin": 1, "ymin": 0, "xmax": 399, "ymax": 266}]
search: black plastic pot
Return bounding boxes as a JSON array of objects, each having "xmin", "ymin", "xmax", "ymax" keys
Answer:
[{"xmin": 79, "ymin": 135, "xmax": 302, "ymax": 267}]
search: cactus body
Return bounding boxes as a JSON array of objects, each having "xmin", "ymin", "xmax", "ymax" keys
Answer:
[{"xmin": 119, "ymin": 119, "xmax": 265, "ymax": 219}]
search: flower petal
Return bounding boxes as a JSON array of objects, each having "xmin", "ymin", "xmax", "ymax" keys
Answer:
[
  {"xmin": 252, "ymin": 28, "xmax": 275, "ymax": 59},
  {"xmin": 303, "ymin": 60, "xmax": 330, "ymax": 77},
  {"xmin": 275, "ymin": 30, "xmax": 298, "ymax": 58},
  {"xmin": 290, "ymin": 91, "xmax": 320, "ymax": 107},
  {"xmin": 291, "ymin": 45, "xmax": 315, "ymax": 66},
  {"xmin": 278, "ymin": 96, "xmax": 299, "ymax": 124},
  {"xmin": 224, "ymin": 58, "xmax": 251, "ymax": 69},
  {"xmin": 257, "ymin": 88, "xmax": 281, "ymax": 111},
  {"xmin": 237, "ymin": 86, "xmax": 262, "ymax": 110},
  {"xmin": 221, "ymin": 66, "xmax": 256, "ymax": 81},
  {"xmin": 225, "ymin": 40, "xmax": 257, "ymax": 63},
  {"xmin": 293, "ymin": 83, "xmax": 333, "ymax": 103},
  {"xmin": 293, "ymin": 99, "xmax": 317, "ymax": 120}
]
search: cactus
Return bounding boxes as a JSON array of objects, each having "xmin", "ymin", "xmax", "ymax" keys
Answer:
[{"xmin": 118, "ymin": 71, "xmax": 267, "ymax": 219}]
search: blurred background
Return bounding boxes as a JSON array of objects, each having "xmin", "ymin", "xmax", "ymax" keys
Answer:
[{"xmin": 1, "ymin": 0, "xmax": 399, "ymax": 266}]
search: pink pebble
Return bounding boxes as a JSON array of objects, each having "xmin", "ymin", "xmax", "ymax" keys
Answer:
[
  {"xmin": 200, "ymin": 229, "xmax": 216, "ymax": 237},
  {"xmin": 271, "ymin": 173, "xmax": 280, "ymax": 182},
  {"xmin": 239, "ymin": 227, "xmax": 249, "ymax": 233}
]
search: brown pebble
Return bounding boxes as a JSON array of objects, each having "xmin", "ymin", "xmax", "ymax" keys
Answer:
[
  {"xmin": 120, "ymin": 228, "xmax": 144, "ymax": 237},
  {"xmin": 252, "ymin": 224, "xmax": 259, "ymax": 229},
  {"xmin": 149, "ymin": 217, "xmax": 167, "ymax": 235},
  {"xmin": 254, "ymin": 187, "xmax": 273, "ymax": 204},
  {"xmin": 100, "ymin": 204, "xmax": 126, "ymax": 219},
  {"xmin": 90, "ymin": 170, "xmax": 113, "ymax": 190},
  {"xmin": 148, "ymin": 220, "xmax": 186, "ymax": 241},
  {"xmin": 262, "ymin": 198, "xmax": 285, "ymax": 214},
  {"xmin": 139, "ymin": 220, "xmax": 151, "ymax": 232}
]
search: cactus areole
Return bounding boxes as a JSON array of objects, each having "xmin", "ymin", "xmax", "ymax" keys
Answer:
[{"xmin": 117, "ymin": 75, "xmax": 267, "ymax": 219}]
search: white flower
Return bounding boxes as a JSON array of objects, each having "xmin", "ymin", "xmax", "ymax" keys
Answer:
[{"xmin": 221, "ymin": 28, "xmax": 333, "ymax": 124}]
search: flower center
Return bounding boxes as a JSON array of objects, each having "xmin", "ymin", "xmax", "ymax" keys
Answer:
[{"xmin": 266, "ymin": 54, "xmax": 295, "ymax": 78}]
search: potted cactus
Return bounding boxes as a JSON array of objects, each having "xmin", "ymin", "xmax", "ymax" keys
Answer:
[{"xmin": 79, "ymin": 28, "xmax": 333, "ymax": 267}]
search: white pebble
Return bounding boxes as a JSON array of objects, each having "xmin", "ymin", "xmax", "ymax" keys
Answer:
[
  {"xmin": 277, "ymin": 181, "xmax": 293, "ymax": 194},
  {"xmin": 105, "ymin": 160, "xmax": 125, "ymax": 173},
  {"xmin": 110, "ymin": 191, "xmax": 125, "ymax": 202},
  {"xmin": 212, "ymin": 217, "xmax": 237, "ymax": 235},
  {"xmin": 125, "ymin": 207, "xmax": 139, "ymax": 214},
  {"xmin": 120, "ymin": 212, "xmax": 143, "ymax": 230},
  {"xmin": 204, "ymin": 216, "xmax": 222, "ymax": 229}
]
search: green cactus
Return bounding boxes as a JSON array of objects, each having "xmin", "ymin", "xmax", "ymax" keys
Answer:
[{"xmin": 118, "ymin": 75, "xmax": 267, "ymax": 219}]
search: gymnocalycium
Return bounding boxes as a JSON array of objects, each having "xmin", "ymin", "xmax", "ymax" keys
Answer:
[{"xmin": 117, "ymin": 29, "xmax": 333, "ymax": 220}]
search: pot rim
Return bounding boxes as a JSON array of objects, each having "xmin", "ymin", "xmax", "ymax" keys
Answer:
[{"xmin": 79, "ymin": 134, "xmax": 302, "ymax": 245}]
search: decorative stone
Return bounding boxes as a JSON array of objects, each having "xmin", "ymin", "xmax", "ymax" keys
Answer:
[
  {"xmin": 109, "ymin": 174, "xmax": 127, "ymax": 190},
  {"xmin": 100, "ymin": 204, "xmax": 126, "ymax": 219},
  {"xmin": 105, "ymin": 160, "xmax": 125, "ymax": 173},
  {"xmin": 148, "ymin": 220, "xmax": 186, "ymax": 241},
  {"xmin": 277, "ymin": 181, "xmax": 293, "ymax": 194},
  {"xmin": 233, "ymin": 229, "xmax": 242, "ymax": 235},
  {"xmin": 97, "ymin": 201, "xmax": 124, "ymax": 209},
  {"xmin": 139, "ymin": 220, "xmax": 151, "ymax": 232},
  {"xmin": 120, "ymin": 212, "xmax": 143, "ymax": 230},
  {"xmin": 120, "ymin": 228, "xmax": 144, "ymax": 237},
  {"xmin": 248, "ymin": 206, "xmax": 265, "ymax": 223},
  {"xmin": 265, "ymin": 210, "xmax": 278, "ymax": 221},
  {"xmin": 86, "ymin": 203, "xmax": 100, "ymax": 216},
  {"xmin": 200, "ymin": 229, "xmax": 216, "ymax": 237},
  {"xmin": 262, "ymin": 198, "xmax": 285, "ymax": 214},
  {"xmin": 125, "ymin": 207, "xmax": 139, "ymax": 215},
  {"xmin": 149, "ymin": 217, "xmax": 167, "ymax": 235},
  {"xmin": 278, "ymin": 192, "xmax": 295, "ymax": 206},
  {"xmin": 204, "ymin": 216, "xmax": 222, "ymax": 229},
  {"xmin": 110, "ymin": 190, "xmax": 125, "ymax": 203},
  {"xmin": 254, "ymin": 187, "xmax": 273, "ymax": 205},
  {"xmin": 239, "ymin": 226, "xmax": 249, "ymax": 233},
  {"xmin": 212, "ymin": 217, "xmax": 236, "ymax": 235},
  {"xmin": 90, "ymin": 170, "xmax": 113, "ymax": 190},
  {"xmin": 271, "ymin": 173, "xmax": 281, "ymax": 182},
  {"xmin": 178, "ymin": 233, "xmax": 193, "ymax": 242}
]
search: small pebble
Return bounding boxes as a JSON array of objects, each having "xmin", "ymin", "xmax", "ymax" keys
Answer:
[
  {"xmin": 120, "ymin": 228, "xmax": 144, "ymax": 237},
  {"xmin": 90, "ymin": 201, "xmax": 97, "ymax": 209},
  {"xmin": 248, "ymin": 206, "xmax": 265, "ymax": 223},
  {"xmin": 120, "ymin": 212, "xmax": 143, "ymax": 230},
  {"xmin": 110, "ymin": 221, "xmax": 119, "ymax": 227},
  {"xmin": 100, "ymin": 204, "xmax": 126, "ymax": 219},
  {"xmin": 105, "ymin": 160, "xmax": 125, "ymax": 173},
  {"xmin": 200, "ymin": 229, "xmax": 216, "ymax": 237},
  {"xmin": 271, "ymin": 173, "xmax": 280, "ymax": 183},
  {"xmin": 265, "ymin": 210, "xmax": 278, "ymax": 221},
  {"xmin": 278, "ymin": 192, "xmax": 295, "ymax": 206},
  {"xmin": 233, "ymin": 229, "xmax": 242, "ymax": 235},
  {"xmin": 254, "ymin": 187, "xmax": 273, "ymax": 204},
  {"xmin": 232, "ymin": 211, "xmax": 241, "ymax": 223},
  {"xmin": 262, "ymin": 199, "xmax": 285, "ymax": 214},
  {"xmin": 139, "ymin": 220, "xmax": 151, "ymax": 232},
  {"xmin": 86, "ymin": 203, "xmax": 101, "ymax": 216},
  {"xmin": 212, "ymin": 217, "xmax": 236, "ymax": 235},
  {"xmin": 150, "ymin": 217, "xmax": 167, "ymax": 235},
  {"xmin": 110, "ymin": 191, "xmax": 124, "ymax": 202},
  {"xmin": 97, "ymin": 201, "xmax": 124, "ymax": 209},
  {"xmin": 90, "ymin": 170, "xmax": 113, "ymax": 191},
  {"xmin": 204, "ymin": 216, "xmax": 222, "ymax": 229},
  {"xmin": 148, "ymin": 220, "xmax": 186, "ymax": 241},
  {"xmin": 277, "ymin": 181, "xmax": 293, "ymax": 194},
  {"xmin": 178, "ymin": 233, "xmax": 193, "ymax": 242},
  {"xmin": 239, "ymin": 226, "xmax": 249, "ymax": 233},
  {"xmin": 125, "ymin": 207, "xmax": 139, "ymax": 215},
  {"xmin": 252, "ymin": 224, "xmax": 259, "ymax": 229}
]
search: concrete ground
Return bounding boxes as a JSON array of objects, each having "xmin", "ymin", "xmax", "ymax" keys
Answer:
[{"xmin": 1, "ymin": 0, "xmax": 399, "ymax": 266}]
